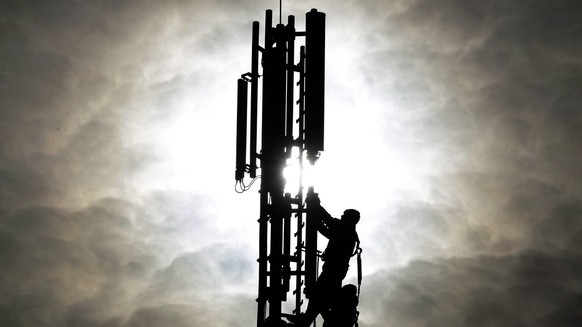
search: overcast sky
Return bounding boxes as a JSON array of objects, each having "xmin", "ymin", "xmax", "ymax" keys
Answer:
[{"xmin": 2, "ymin": 0, "xmax": 582, "ymax": 326}]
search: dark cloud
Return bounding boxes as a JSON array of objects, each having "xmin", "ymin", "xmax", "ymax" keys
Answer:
[
  {"xmin": 0, "ymin": 195, "xmax": 254, "ymax": 326},
  {"xmin": 0, "ymin": 200, "xmax": 145, "ymax": 326},
  {"xmin": 361, "ymin": 247, "xmax": 582, "ymax": 327},
  {"xmin": 141, "ymin": 244, "xmax": 254, "ymax": 303}
]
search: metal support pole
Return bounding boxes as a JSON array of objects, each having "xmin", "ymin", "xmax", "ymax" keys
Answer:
[{"xmin": 304, "ymin": 186, "xmax": 318, "ymax": 298}]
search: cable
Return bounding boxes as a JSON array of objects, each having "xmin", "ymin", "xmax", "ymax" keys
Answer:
[
  {"xmin": 235, "ymin": 180, "xmax": 245, "ymax": 193},
  {"xmin": 234, "ymin": 176, "xmax": 262, "ymax": 193},
  {"xmin": 244, "ymin": 175, "xmax": 261, "ymax": 189}
]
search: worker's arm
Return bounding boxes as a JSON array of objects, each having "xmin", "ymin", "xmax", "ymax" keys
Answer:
[
  {"xmin": 318, "ymin": 219, "xmax": 332, "ymax": 239},
  {"xmin": 315, "ymin": 204, "xmax": 340, "ymax": 239},
  {"xmin": 318, "ymin": 205, "xmax": 335, "ymax": 227},
  {"xmin": 306, "ymin": 191, "xmax": 336, "ymax": 239}
]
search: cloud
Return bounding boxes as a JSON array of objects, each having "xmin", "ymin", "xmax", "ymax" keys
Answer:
[
  {"xmin": 141, "ymin": 244, "xmax": 254, "ymax": 304},
  {"xmin": 345, "ymin": 1, "xmax": 582, "ymax": 326},
  {"xmin": 2, "ymin": 0, "xmax": 582, "ymax": 326},
  {"xmin": 1, "ymin": 0, "xmax": 264, "ymax": 323},
  {"xmin": 361, "ymin": 247, "xmax": 582, "ymax": 327},
  {"xmin": 0, "ymin": 194, "xmax": 256, "ymax": 326},
  {"xmin": 0, "ymin": 200, "xmax": 144, "ymax": 326}
]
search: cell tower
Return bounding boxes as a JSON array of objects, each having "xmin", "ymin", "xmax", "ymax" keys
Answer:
[{"xmin": 235, "ymin": 8, "xmax": 331, "ymax": 327}]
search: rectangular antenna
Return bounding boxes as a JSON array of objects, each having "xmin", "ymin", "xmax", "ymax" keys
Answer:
[
  {"xmin": 235, "ymin": 78, "xmax": 248, "ymax": 180},
  {"xmin": 285, "ymin": 15, "xmax": 295, "ymax": 157},
  {"xmin": 250, "ymin": 21, "xmax": 260, "ymax": 178},
  {"xmin": 261, "ymin": 10, "xmax": 273, "ymax": 159},
  {"xmin": 305, "ymin": 9, "xmax": 326, "ymax": 162}
]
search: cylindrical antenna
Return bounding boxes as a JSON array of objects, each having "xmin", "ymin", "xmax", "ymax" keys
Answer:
[
  {"xmin": 250, "ymin": 21, "xmax": 259, "ymax": 178},
  {"xmin": 305, "ymin": 9, "xmax": 326, "ymax": 164},
  {"xmin": 235, "ymin": 79, "xmax": 248, "ymax": 181},
  {"xmin": 285, "ymin": 15, "xmax": 295, "ymax": 158}
]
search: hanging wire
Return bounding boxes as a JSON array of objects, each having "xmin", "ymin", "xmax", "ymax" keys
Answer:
[{"xmin": 235, "ymin": 176, "xmax": 261, "ymax": 193}]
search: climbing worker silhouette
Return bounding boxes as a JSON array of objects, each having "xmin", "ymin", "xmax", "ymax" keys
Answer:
[{"xmin": 293, "ymin": 192, "xmax": 360, "ymax": 327}]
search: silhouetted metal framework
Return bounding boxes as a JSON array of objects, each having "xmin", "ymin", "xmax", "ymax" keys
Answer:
[{"xmin": 235, "ymin": 8, "xmax": 326, "ymax": 327}]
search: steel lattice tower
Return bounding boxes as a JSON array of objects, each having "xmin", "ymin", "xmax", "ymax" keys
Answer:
[{"xmin": 235, "ymin": 8, "xmax": 326, "ymax": 327}]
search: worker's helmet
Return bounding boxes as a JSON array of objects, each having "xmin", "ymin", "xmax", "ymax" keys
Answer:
[{"xmin": 343, "ymin": 209, "xmax": 360, "ymax": 225}]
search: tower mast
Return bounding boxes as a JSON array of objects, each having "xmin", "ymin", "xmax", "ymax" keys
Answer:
[{"xmin": 235, "ymin": 8, "xmax": 326, "ymax": 327}]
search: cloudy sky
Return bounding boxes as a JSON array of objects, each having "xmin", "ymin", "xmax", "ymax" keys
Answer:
[{"xmin": 2, "ymin": 0, "xmax": 582, "ymax": 326}]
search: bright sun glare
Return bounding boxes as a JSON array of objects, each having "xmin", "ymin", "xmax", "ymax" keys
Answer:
[{"xmin": 283, "ymin": 137, "xmax": 417, "ymax": 215}]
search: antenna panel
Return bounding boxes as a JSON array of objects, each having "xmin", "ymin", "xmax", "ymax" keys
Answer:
[
  {"xmin": 235, "ymin": 78, "xmax": 248, "ymax": 181},
  {"xmin": 305, "ymin": 9, "xmax": 326, "ymax": 162}
]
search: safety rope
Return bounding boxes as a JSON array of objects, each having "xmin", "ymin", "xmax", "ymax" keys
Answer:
[
  {"xmin": 354, "ymin": 233, "xmax": 362, "ymax": 327},
  {"xmin": 351, "ymin": 232, "xmax": 363, "ymax": 297},
  {"xmin": 356, "ymin": 246, "xmax": 362, "ymax": 297}
]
